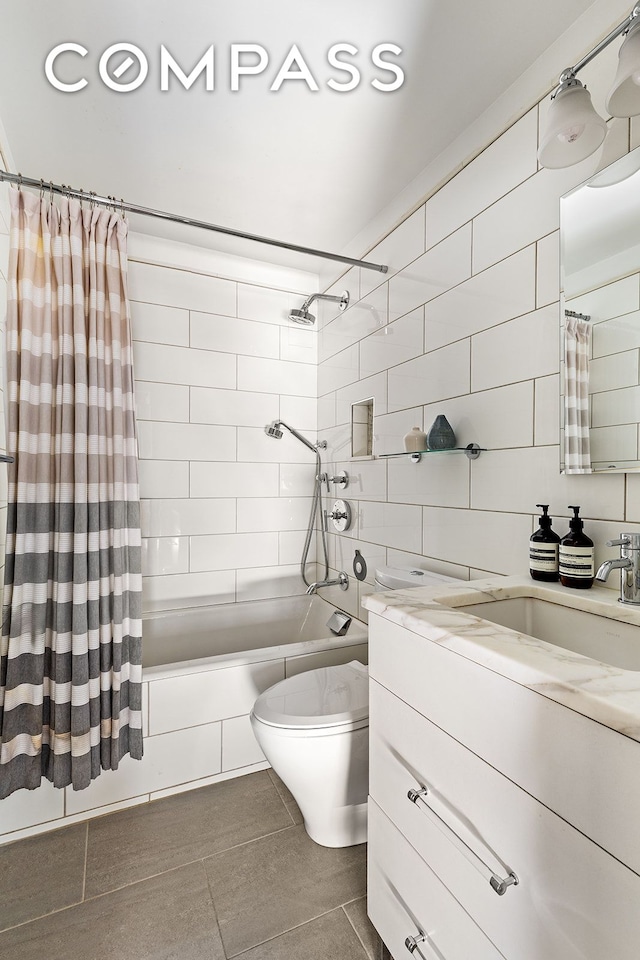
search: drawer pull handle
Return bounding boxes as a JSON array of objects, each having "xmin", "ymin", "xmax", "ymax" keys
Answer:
[
  {"xmin": 405, "ymin": 933, "xmax": 427, "ymax": 954},
  {"xmin": 407, "ymin": 786, "xmax": 519, "ymax": 897},
  {"xmin": 405, "ymin": 932, "xmax": 437, "ymax": 959}
]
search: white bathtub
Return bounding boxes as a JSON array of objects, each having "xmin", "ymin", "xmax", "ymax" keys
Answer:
[
  {"xmin": 135, "ymin": 596, "xmax": 367, "ymax": 808},
  {"xmin": 140, "ymin": 595, "xmax": 368, "ymax": 788},
  {"xmin": 143, "ymin": 594, "xmax": 368, "ymax": 671},
  {"xmin": 0, "ymin": 595, "xmax": 368, "ymax": 845}
]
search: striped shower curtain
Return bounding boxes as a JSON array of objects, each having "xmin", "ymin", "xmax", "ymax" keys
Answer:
[{"xmin": 0, "ymin": 189, "xmax": 143, "ymax": 800}]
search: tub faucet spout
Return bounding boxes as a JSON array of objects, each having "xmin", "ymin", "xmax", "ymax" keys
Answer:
[{"xmin": 306, "ymin": 572, "xmax": 349, "ymax": 594}]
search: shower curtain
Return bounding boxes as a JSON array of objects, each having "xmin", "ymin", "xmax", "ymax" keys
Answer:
[
  {"xmin": 0, "ymin": 189, "xmax": 143, "ymax": 800},
  {"xmin": 564, "ymin": 315, "xmax": 592, "ymax": 474}
]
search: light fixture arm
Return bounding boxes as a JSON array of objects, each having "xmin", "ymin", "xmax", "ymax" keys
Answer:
[{"xmin": 552, "ymin": 4, "xmax": 640, "ymax": 96}]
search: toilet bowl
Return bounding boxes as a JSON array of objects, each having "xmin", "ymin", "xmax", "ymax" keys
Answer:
[
  {"xmin": 251, "ymin": 660, "xmax": 368, "ymax": 847},
  {"xmin": 251, "ymin": 566, "xmax": 463, "ymax": 848}
]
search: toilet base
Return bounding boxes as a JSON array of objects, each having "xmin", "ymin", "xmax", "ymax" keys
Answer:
[
  {"xmin": 303, "ymin": 800, "xmax": 368, "ymax": 848},
  {"xmin": 250, "ymin": 713, "xmax": 369, "ymax": 849}
]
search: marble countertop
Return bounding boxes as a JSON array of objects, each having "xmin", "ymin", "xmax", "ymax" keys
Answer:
[{"xmin": 363, "ymin": 576, "xmax": 640, "ymax": 742}]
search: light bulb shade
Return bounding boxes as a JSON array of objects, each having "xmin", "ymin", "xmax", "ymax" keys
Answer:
[
  {"xmin": 538, "ymin": 83, "xmax": 607, "ymax": 169},
  {"xmin": 606, "ymin": 22, "xmax": 640, "ymax": 117}
]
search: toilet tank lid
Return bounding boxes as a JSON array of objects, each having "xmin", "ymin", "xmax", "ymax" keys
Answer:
[
  {"xmin": 374, "ymin": 565, "xmax": 462, "ymax": 589},
  {"xmin": 251, "ymin": 661, "xmax": 368, "ymax": 729}
]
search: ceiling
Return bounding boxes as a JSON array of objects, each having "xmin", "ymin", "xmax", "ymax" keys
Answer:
[{"xmin": 0, "ymin": 0, "xmax": 598, "ymax": 271}]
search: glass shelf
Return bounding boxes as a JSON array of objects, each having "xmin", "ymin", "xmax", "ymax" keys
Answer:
[{"xmin": 378, "ymin": 443, "xmax": 484, "ymax": 463}]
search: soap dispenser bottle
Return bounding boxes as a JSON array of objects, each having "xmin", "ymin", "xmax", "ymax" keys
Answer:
[
  {"xmin": 530, "ymin": 504, "xmax": 560, "ymax": 581},
  {"xmin": 559, "ymin": 505, "xmax": 594, "ymax": 589}
]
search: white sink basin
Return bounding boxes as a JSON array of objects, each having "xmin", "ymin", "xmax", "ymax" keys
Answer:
[{"xmin": 454, "ymin": 597, "xmax": 640, "ymax": 671}]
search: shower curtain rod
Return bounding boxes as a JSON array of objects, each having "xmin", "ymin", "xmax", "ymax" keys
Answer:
[{"xmin": 0, "ymin": 169, "xmax": 388, "ymax": 274}]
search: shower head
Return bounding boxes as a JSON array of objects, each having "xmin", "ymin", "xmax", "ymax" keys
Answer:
[
  {"xmin": 289, "ymin": 307, "xmax": 316, "ymax": 325},
  {"xmin": 264, "ymin": 422, "xmax": 284, "ymax": 439},
  {"xmin": 289, "ymin": 290, "xmax": 350, "ymax": 325},
  {"xmin": 264, "ymin": 420, "xmax": 318, "ymax": 453}
]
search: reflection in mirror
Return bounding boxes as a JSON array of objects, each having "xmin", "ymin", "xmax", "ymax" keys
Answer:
[{"xmin": 560, "ymin": 146, "xmax": 640, "ymax": 474}]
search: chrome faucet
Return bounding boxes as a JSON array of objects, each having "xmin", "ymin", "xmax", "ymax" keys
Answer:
[
  {"xmin": 305, "ymin": 571, "xmax": 349, "ymax": 595},
  {"xmin": 595, "ymin": 534, "xmax": 640, "ymax": 605}
]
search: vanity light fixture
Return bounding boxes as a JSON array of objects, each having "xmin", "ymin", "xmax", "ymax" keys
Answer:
[{"xmin": 539, "ymin": 4, "xmax": 640, "ymax": 169}]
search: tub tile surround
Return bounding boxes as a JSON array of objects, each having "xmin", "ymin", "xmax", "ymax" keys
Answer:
[
  {"xmin": 128, "ymin": 247, "xmax": 321, "ymax": 614},
  {"xmin": 0, "ymin": 770, "xmax": 375, "ymax": 960}
]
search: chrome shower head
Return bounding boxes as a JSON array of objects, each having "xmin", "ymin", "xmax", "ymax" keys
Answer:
[
  {"xmin": 288, "ymin": 290, "xmax": 349, "ymax": 326},
  {"xmin": 289, "ymin": 307, "xmax": 315, "ymax": 325},
  {"xmin": 264, "ymin": 421, "xmax": 284, "ymax": 439}
]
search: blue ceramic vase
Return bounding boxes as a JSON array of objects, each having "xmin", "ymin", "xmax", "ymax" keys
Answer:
[{"xmin": 426, "ymin": 415, "xmax": 456, "ymax": 450}]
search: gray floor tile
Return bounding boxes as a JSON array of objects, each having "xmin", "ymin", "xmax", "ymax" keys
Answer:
[
  {"xmin": 266, "ymin": 768, "xmax": 294, "ymax": 805},
  {"xmin": 343, "ymin": 898, "xmax": 380, "ymax": 960},
  {"xmin": 234, "ymin": 908, "xmax": 370, "ymax": 960},
  {"xmin": 0, "ymin": 862, "xmax": 224, "ymax": 960},
  {"xmin": 266, "ymin": 768, "xmax": 303, "ymax": 825},
  {"xmin": 284, "ymin": 798, "xmax": 303, "ymax": 826},
  {"xmin": 0, "ymin": 823, "xmax": 86, "ymax": 932},
  {"xmin": 205, "ymin": 823, "xmax": 367, "ymax": 957},
  {"xmin": 85, "ymin": 769, "xmax": 292, "ymax": 898}
]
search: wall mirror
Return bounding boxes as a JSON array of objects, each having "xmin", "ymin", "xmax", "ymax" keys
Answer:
[{"xmin": 560, "ymin": 145, "xmax": 640, "ymax": 474}]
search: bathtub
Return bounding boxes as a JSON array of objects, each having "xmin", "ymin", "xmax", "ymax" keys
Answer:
[
  {"xmin": 140, "ymin": 594, "xmax": 368, "ymax": 787},
  {"xmin": 143, "ymin": 593, "xmax": 367, "ymax": 671},
  {"xmin": 0, "ymin": 594, "xmax": 368, "ymax": 845}
]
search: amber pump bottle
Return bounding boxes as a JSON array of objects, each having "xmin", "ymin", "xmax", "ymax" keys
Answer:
[
  {"xmin": 529, "ymin": 504, "xmax": 560, "ymax": 581},
  {"xmin": 559, "ymin": 506, "xmax": 595, "ymax": 589}
]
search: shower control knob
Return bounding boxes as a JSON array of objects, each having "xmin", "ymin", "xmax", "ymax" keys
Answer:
[
  {"xmin": 328, "ymin": 499, "xmax": 352, "ymax": 533},
  {"xmin": 329, "ymin": 471, "xmax": 349, "ymax": 490}
]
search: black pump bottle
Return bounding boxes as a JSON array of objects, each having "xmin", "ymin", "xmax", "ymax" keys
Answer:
[
  {"xmin": 559, "ymin": 506, "xmax": 594, "ymax": 589},
  {"xmin": 529, "ymin": 504, "xmax": 560, "ymax": 581}
]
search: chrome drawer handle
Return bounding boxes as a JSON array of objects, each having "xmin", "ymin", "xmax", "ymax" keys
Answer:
[
  {"xmin": 405, "ymin": 932, "xmax": 437, "ymax": 959},
  {"xmin": 407, "ymin": 786, "xmax": 519, "ymax": 897},
  {"xmin": 405, "ymin": 933, "xmax": 426, "ymax": 954}
]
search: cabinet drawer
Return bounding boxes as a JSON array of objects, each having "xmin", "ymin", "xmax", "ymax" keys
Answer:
[
  {"xmin": 370, "ymin": 679, "xmax": 640, "ymax": 960},
  {"xmin": 368, "ymin": 799, "xmax": 505, "ymax": 960},
  {"xmin": 369, "ymin": 613, "xmax": 640, "ymax": 875}
]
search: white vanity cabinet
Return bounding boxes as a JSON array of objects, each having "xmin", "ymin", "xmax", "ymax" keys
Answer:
[{"xmin": 366, "ymin": 611, "xmax": 640, "ymax": 960}]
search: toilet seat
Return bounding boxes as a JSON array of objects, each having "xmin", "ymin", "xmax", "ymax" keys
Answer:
[
  {"xmin": 375, "ymin": 564, "xmax": 462, "ymax": 590},
  {"xmin": 251, "ymin": 660, "xmax": 368, "ymax": 731}
]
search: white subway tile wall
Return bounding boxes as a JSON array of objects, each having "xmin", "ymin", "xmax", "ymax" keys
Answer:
[
  {"xmin": 316, "ymin": 105, "xmax": 638, "ymax": 587},
  {"xmin": 128, "ymin": 257, "xmax": 317, "ymax": 611}
]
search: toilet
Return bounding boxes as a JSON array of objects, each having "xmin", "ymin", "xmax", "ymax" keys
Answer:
[
  {"xmin": 251, "ymin": 660, "xmax": 369, "ymax": 848},
  {"xmin": 250, "ymin": 565, "xmax": 462, "ymax": 848}
]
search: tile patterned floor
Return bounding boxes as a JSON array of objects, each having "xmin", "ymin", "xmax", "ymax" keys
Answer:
[{"xmin": 0, "ymin": 770, "xmax": 378, "ymax": 960}]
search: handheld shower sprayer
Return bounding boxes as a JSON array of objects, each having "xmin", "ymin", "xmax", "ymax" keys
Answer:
[
  {"xmin": 264, "ymin": 422, "xmax": 284, "ymax": 440},
  {"xmin": 264, "ymin": 419, "xmax": 330, "ymax": 588},
  {"xmin": 264, "ymin": 420, "xmax": 323, "ymax": 453},
  {"xmin": 288, "ymin": 290, "xmax": 349, "ymax": 325}
]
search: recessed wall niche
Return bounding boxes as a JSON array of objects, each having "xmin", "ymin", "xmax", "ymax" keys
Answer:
[{"xmin": 351, "ymin": 398, "xmax": 374, "ymax": 458}]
